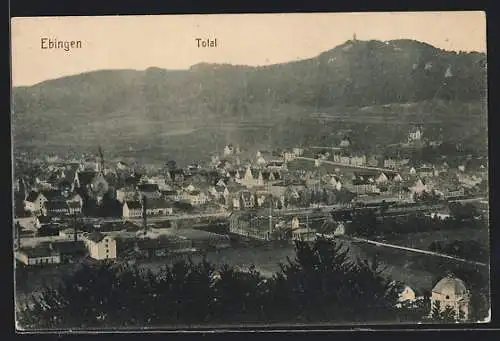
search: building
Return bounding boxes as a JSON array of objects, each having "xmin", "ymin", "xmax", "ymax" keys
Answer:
[
  {"xmin": 137, "ymin": 183, "xmax": 162, "ymax": 200},
  {"xmin": 229, "ymin": 213, "xmax": 274, "ymax": 241},
  {"xmin": 410, "ymin": 178, "xmax": 428, "ymax": 194},
  {"xmin": 147, "ymin": 175, "xmax": 169, "ymax": 190},
  {"xmin": 181, "ymin": 190, "xmax": 208, "ymax": 206},
  {"xmin": 440, "ymin": 186, "xmax": 465, "ymax": 199},
  {"xmin": 292, "ymin": 147, "xmax": 304, "ymax": 156},
  {"xmin": 430, "ymin": 275, "xmax": 470, "ymax": 321},
  {"xmin": 350, "ymin": 155, "xmax": 366, "ymax": 166},
  {"xmin": 291, "ymin": 216, "xmax": 316, "ymax": 242},
  {"xmin": 145, "ymin": 198, "xmax": 173, "ymax": 216},
  {"xmin": 418, "ymin": 166, "xmax": 436, "ymax": 178},
  {"xmin": 282, "ymin": 150, "xmax": 296, "ymax": 162},
  {"xmin": 116, "ymin": 186, "xmax": 139, "ymax": 203},
  {"xmin": 376, "ymin": 172, "xmax": 389, "ymax": 185},
  {"xmin": 67, "ymin": 201, "xmax": 82, "ymax": 215},
  {"xmin": 74, "ymin": 169, "xmax": 109, "ymax": 202},
  {"xmin": 59, "ymin": 228, "xmax": 85, "ymax": 240},
  {"xmin": 223, "ymin": 144, "xmax": 235, "ymax": 156},
  {"xmin": 16, "ymin": 246, "xmax": 61, "ymax": 266},
  {"xmin": 122, "ymin": 201, "xmax": 143, "ymax": 219},
  {"xmin": 237, "ymin": 166, "xmax": 264, "ymax": 188},
  {"xmin": 34, "ymin": 215, "xmax": 52, "ymax": 229},
  {"xmin": 82, "ymin": 232, "xmax": 117, "ymax": 260},
  {"xmin": 348, "ymin": 174, "xmax": 378, "ymax": 195},
  {"xmin": 50, "ymin": 241, "xmax": 87, "ymax": 262},
  {"xmin": 240, "ymin": 191, "xmax": 255, "ymax": 209},
  {"xmin": 340, "ymin": 137, "xmax": 351, "ymax": 148},
  {"xmin": 408, "ymin": 127, "xmax": 423, "ymax": 142},
  {"xmin": 398, "ymin": 286, "xmax": 416, "ymax": 303},
  {"xmin": 267, "ymin": 160, "xmax": 287, "ymax": 171},
  {"xmin": 42, "ymin": 201, "xmax": 70, "ymax": 217},
  {"xmin": 24, "ymin": 191, "xmax": 48, "ymax": 214}
]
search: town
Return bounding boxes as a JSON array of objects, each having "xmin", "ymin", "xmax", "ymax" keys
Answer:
[{"xmin": 14, "ymin": 124, "xmax": 489, "ymax": 323}]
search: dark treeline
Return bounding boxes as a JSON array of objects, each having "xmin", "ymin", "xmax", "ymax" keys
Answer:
[
  {"xmin": 347, "ymin": 203, "xmax": 487, "ymax": 239},
  {"xmin": 18, "ymin": 239, "xmax": 440, "ymax": 330}
]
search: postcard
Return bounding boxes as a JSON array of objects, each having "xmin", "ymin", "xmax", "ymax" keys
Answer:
[{"xmin": 11, "ymin": 12, "xmax": 489, "ymax": 331}]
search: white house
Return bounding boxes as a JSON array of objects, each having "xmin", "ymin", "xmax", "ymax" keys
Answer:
[
  {"xmin": 42, "ymin": 201, "xmax": 69, "ymax": 217},
  {"xmin": 282, "ymin": 151, "xmax": 296, "ymax": 162},
  {"xmin": 223, "ymin": 145, "xmax": 234, "ymax": 156},
  {"xmin": 24, "ymin": 191, "xmax": 48, "ymax": 214},
  {"xmin": 122, "ymin": 201, "xmax": 143, "ymax": 219},
  {"xmin": 82, "ymin": 231, "xmax": 117, "ymax": 260},
  {"xmin": 333, "ymin": 222, "xmax": 345, "ymax": 236},
  {"xmin": 182, "ymin": 190, "xmax": 208, "ymax": 206},
  {"xmin": 292, "ymin": 147, "xmax": 304, "ymax": 156},
  {"xmin": 67, "ymin": 201, "xmax": 82, "ymax": 215},
  {"xmin": 148, "ymin": 175, "xmax": 168, "ymax": 190},
  {"xmin": 430, "ymin": 275, "xmax": 470, "ymax": 321},
  {"xmin": 34, "ymin": 215, "xmax": 52, "ymax": 229},
  {"xmin": 410, "ymin": 179, "xmax": 428, "ymax": 194},
  {"xmin": 116, "ymin": 187, "xmax": 137, "ymax": 204},
  {"xmin": 398, "ymin": 286, "xmax": 416, "ymax": 303},
  {"xmin": 232, "ymin": 196, "xmax": 241, "ymax": 210},
  {"xmin": 67, "ymin": 193, "xmax": 83, "ymax": 206},
  {"xmin": 16, "ymin": 246, "xmax": 61, "ymax": 266},
  {"xmin": 376, "ymin": 172, "xmax": 389, "ymax": 185},
  {"xmin": 145, "ymin": 199, "xmax": 173, "ymax": 216},
  {"xmin": 237, "ymin": 166, "xmax": 264, "ymax": 188}
]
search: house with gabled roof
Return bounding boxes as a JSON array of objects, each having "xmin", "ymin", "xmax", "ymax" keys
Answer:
[
  {"xmin": 24, "ymin": 191, "xmax": 48, "ymax": 214},
  {"xmin": 376, "ymin": 172, "xmax": 389, "ymax": 185},
  {"xmin": 16, "ymin": 245, "xmax": 61, "ymax": 266},
  {"xmin": 34, "ymin": 215, "xmax": 52, "ymax": 229},
  {"xmin": 240, "ymin": 190, "xmax": 255, "ymax": 209},
  {"xmin": 137, "ymin": 183, "xmax": 161, "ymax": 200},
  {"xmin": 122, "ymin": 201, "xmax": 143, "ymax": 219}
]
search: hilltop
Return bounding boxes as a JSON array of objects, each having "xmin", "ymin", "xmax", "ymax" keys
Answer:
[{"xmin": 11, "ymin": 39, "xmax": 487, "ymax": 161}]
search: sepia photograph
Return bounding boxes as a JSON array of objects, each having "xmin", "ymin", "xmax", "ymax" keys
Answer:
[{"xmin": 11, "ymin": 12, "xmax": 489, "ymax": 331}]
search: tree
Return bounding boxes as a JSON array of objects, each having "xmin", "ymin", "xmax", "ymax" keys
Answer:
[
  {"xmin": 322, "ymin": 189, "xmax": 328, "ymax": 204},
  {"xmin": 18, "ymin": 239, "xmax": 406, "ymax": 329},
  {"xmin": 441, "ymin": 305, "xmax": 457, "ymax": 322},
  {"xmin": 276, "ymin": 200, "xmax": 283, "ymax": 210},
  {"xmin": 430, "ymin": 300, "xmax": 443, "ymax": 320},
  {"xmin": 350, "ymin": 209, "xmax": 378, "ymax": 238}
]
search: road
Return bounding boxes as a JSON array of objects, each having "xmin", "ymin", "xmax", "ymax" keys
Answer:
[
  {"xmin": 345, "ymin": 236, "xmax": 488, "ymax": 267},
  {"xmin": 296, "ymin": 156, "xmax": 398, "ymax": 173},
  {"xmin": 448, "ymin": 197, "xmax": 487, "ymax": 204}
]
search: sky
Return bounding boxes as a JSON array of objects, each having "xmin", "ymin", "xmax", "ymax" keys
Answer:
[{"xmin": 11, "ymin": 11, "xmax": 486, "ymax": 87}]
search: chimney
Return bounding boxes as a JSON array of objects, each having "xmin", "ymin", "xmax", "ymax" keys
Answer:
[{"xmin": 142, "ymin": 195, "xmax": 147, "ymax": 232}]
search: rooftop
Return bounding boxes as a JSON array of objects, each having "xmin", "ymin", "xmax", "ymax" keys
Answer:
[
  {"xmin": 85, "ymin": 231, "xmax": 107, "ymax": 243},
  {"xmin": 18, "ymin": 246, "xmax": 59, "ymax": 258},
  {"xmin": 432, "ymin": 275, "xmax": 468, "ymax": 297}
]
